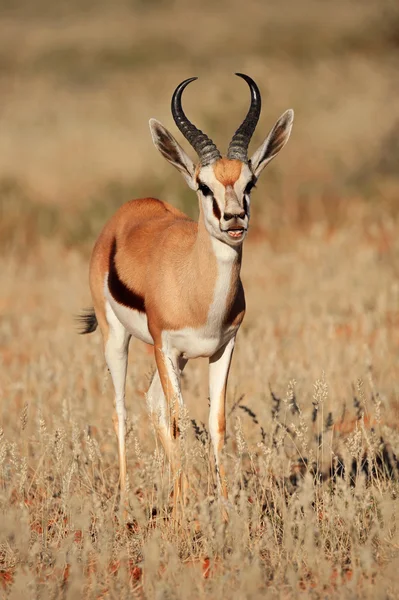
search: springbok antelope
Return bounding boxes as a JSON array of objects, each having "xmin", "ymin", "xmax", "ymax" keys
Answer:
[{"xmin": 79, "ymin": 73, "xmax": 293, "ymax": 505}]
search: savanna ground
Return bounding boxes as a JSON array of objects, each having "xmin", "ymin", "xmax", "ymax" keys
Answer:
[{"xmin": 1, "ymin": 0, "xmax": 399, "ymax": 597}]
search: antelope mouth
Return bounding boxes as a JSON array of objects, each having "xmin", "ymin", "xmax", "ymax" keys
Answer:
[{"xmin": 226, "ymin": 227, "xmax": 246, "ymax": 239}]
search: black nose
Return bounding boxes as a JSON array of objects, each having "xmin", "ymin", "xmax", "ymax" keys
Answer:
[{"xmin": 223, "ymin": 210, "xmax": 245, "ymax": 221}]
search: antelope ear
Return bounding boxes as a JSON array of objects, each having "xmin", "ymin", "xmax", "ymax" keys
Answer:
[
  {"xmin": 149, "ymin": 118, "xmax": 197, "ymax": 190},
  {"xmin": 250, "ymin": 109, "xmax": 294, "ymax": 178}
]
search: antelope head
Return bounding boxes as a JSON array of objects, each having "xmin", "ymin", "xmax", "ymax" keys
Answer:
[{"xmin": 150, "ymin": 73, "xmax": 293, "ymax": 247}]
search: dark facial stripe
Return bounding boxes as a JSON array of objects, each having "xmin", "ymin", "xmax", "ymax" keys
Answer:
[
  {"xmin": 243, "ymin": 196, "xmax": 249, "ymax": 215},
  {"xmin": 108, "ymin": 238, "xmax": 145, "ymax": 312},
  {"xmin": 212, "ymin": 198, "xmax": 221, "ymax": 220}
]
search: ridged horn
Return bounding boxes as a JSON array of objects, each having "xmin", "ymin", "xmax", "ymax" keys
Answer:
[
  {"xmin": 171, "ymin": 77, "xmax": 222, "ymax": 166},
  {"xmin": 227, "ymin": 73, "xmax": 262, "ymax": 162}
]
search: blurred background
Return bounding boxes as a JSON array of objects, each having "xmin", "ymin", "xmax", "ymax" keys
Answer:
[{"xmin": 1, "ymin": 0, "xmax": 399, "ymax": 253}]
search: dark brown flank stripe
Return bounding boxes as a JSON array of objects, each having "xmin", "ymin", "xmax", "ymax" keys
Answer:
[{"xmin": 108, "ymin": 238, "xmax": 145, "ymax": 312}]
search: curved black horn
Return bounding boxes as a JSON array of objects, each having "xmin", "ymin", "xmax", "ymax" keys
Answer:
[
  {"xmin": 227, "ymin": 73, "xmax": 262, "ymax": 162},
  {"xmin": 171, "ymin": 77, "xmax": 222, "ymax": 166}
]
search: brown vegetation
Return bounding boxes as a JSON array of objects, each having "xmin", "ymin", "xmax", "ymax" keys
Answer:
[{"xmin": 1, "ymin": 0, "xmax": 399, "ymax": 597}]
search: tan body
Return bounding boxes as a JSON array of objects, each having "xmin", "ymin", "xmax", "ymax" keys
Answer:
[
  {"xmin": 90, "ymin": 195, "xmax": 245, "ymax": 351},
  {"xmin": 81, "ymin": 74, "xmax": 293, "ymax": 515}
]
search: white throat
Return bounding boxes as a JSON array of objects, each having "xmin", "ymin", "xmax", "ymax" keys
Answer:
[
  {"xmin": 210, "ymin": 235, "xmax": 241, "ymax": 263},
  {"xmin": 204, "ymin": 236, "xmax": 240, "ymax": 333}
]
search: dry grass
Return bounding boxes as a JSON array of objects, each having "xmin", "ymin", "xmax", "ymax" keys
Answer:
[{"xmin": 1, "ymin": 0, "xmax": 399, "ymax": 598}]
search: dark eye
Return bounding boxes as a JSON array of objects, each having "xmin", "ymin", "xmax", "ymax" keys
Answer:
[
  {"xmin": 244, "ymin": 179, "xmax": 256, "ymax": 195},
  {"xmin": 198, "ymin": 182, "xmax": 212, "ymax": 197}
]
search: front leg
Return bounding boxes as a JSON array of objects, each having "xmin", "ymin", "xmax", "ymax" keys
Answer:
[
  {"xmin": 147, "ymin": 353, "xmax": 187, "ymax": 464},
  {"xmin": 153, "ymin": 343, "xmax": 183, "ymax": 443},
  {"xmin": 153, "ymin": 339, "xmax": 186, "ymax": 511},
  {"xmin": 209, "ymin": 336, "xmax": 235, "ymax": 501}
]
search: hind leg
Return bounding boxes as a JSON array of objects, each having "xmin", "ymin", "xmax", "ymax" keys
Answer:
[{"xmin": 104, "ymin": 302, "xmax": 131, "ymax": 494}]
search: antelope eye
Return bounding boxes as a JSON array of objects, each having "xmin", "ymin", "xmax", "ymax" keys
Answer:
[
  {"xmin": 198, "ymin": 182, "xmax": 212, "ymax": 197},
  {"xmin": 244, "ymin": 180, "xmax": 256, "ymax": 195}
]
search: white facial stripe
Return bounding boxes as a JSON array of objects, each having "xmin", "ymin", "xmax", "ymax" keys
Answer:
[
  {"xmin": 233, "ymin": 163, "xmax": 254, "ymax": 196},
  {"xmin": 199, "ymin": 164, "xmax": 227, "ymax": 198}
]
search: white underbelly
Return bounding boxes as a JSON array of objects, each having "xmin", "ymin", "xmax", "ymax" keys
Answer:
[
  {"xmin": 104, "ymin": 288, "xmax": 153, "ymax": 345},
  {"xmin": 163, "ymin": 326, "xmax": 236, "ymax": 359}
]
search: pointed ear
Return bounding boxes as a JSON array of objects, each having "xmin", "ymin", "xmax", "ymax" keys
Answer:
[
  {"xmin": 250, "ymin": 109, "xmax": 294, "ymax": 178},
  {"xmin": 149, "ymin": 118, "xmax": 197, "ymax": 190}
]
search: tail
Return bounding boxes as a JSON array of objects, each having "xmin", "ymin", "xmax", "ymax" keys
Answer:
[{"xmin": 76, "ymin": 307, "xmax": 98, "ymax": 334}]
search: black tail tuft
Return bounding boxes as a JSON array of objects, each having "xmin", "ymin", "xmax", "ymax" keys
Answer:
[{"xmin": 76, "ymin": 308, "xmax": 98, "ymax": 334}]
